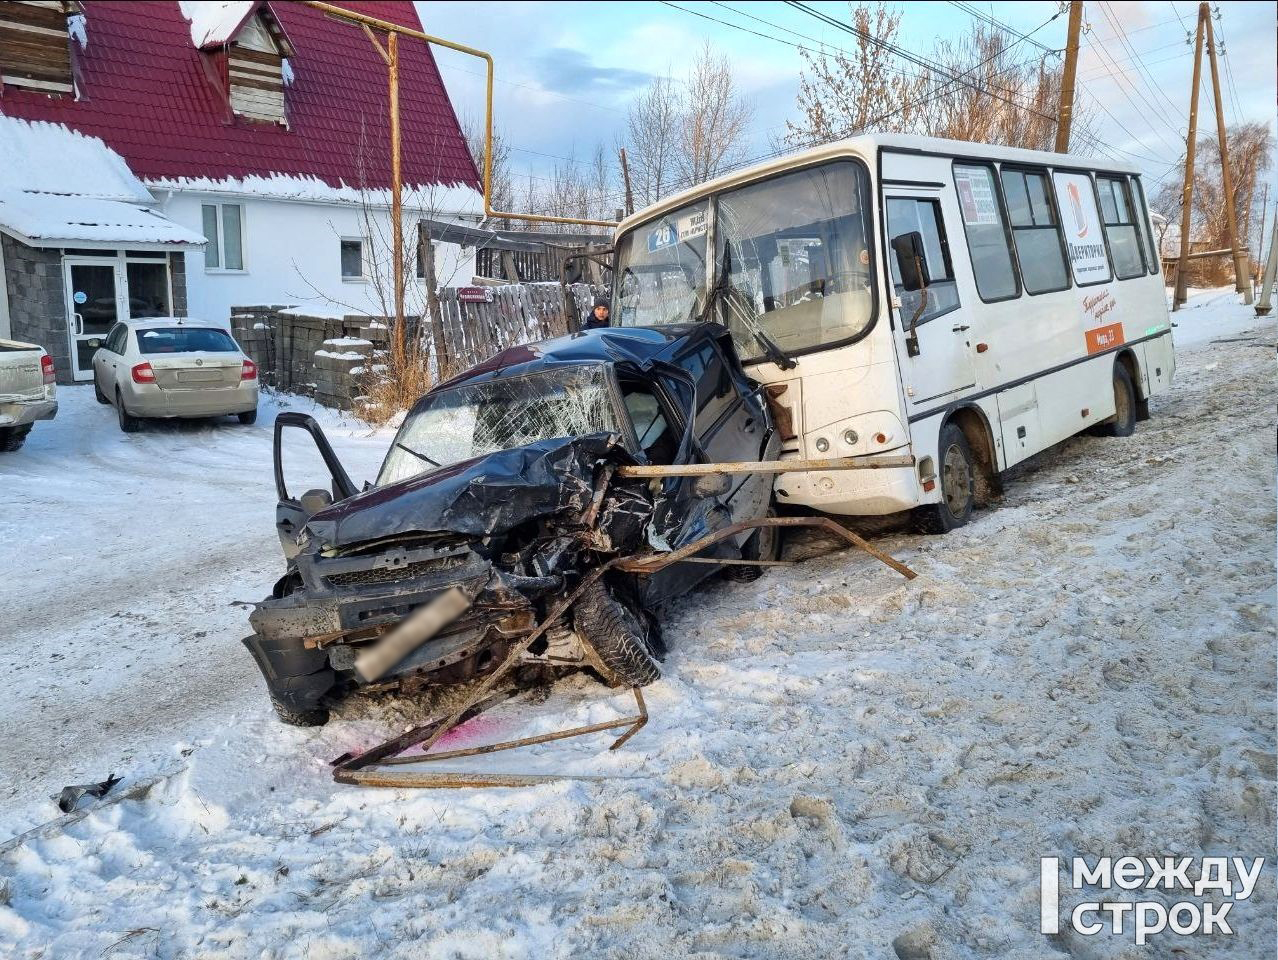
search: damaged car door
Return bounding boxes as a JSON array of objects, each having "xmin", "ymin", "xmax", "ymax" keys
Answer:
[{"xmin": 273, "ymin": 411, "xmax": 359, "ymax": 559}]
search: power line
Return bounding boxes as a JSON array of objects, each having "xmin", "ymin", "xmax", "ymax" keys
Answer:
[
  {"xmin": 945, "ymin": 1, "xmax": 1058, "ymax": 55},
  {"xmin": 1097, "ymin": 1, "xmax": 1183, "ymax": 124},
  {"xmin": 1080, "ymin": 31, "xmax": 1183, "ymax": 155}
]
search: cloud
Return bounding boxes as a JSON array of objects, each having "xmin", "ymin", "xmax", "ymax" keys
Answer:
[{"xmin": 531, "ymin": 47, "xmax": 654, "ymax": 97}]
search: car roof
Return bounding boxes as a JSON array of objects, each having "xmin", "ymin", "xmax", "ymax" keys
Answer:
[
  {"xmin": 431, "ymin": 322, "xmax": 724, "ymax": 394},
  {"xmin": 118, "ymin": 317, "xmax": 226, "ymax": 329}
]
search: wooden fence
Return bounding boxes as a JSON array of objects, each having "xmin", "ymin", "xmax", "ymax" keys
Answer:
[{"xmin": 435, "ymin": 282, "xmax": 605, "ymax": 374}]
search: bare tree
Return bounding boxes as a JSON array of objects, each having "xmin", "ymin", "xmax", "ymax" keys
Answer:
[
  {"xmin": 461, "ymin": 113, "xmax": 514, "ymax": 227},
  {"xmin": 677, "ymin": 42, "xmax": 752, "ymax": 186},
  {"xmin": 785, "ymin": 3, "xmax": 925, "ymax": 147},
  {"xmin": 626, "ymin": 75, "xmax": 681, "ymax": 205}
]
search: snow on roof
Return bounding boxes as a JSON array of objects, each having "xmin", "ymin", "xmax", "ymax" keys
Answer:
[
  {"xmin": 0, "ymin": 116, "xmax": 204, "ymax": 248},
  {"xmin": 142, "ymin": 173, "xmax": 483, "ymax": 214},
  {"xmin": 0, "ymin": 115, "xmax": 150, "ymax": 203},
  {"xmin": 178, "ymin": 0, "xmax": 257, "ymax": 48}
]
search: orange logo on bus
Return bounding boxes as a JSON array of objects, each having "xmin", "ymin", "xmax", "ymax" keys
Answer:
[{"xmin": 1066, "ymin": 182, "xmax": 1088, "ymax": 238}]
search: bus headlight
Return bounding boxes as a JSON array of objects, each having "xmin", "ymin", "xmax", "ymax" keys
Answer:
[
  {"xmin": 815, "ymin": 437, "xmax": 829, "ymax": 453},
  {"xmin": 843, "ymin": 429, "xmax": 858, "ymax": 446}
]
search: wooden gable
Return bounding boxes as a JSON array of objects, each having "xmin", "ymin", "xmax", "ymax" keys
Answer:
[
  {"xmin": 0, "ymin": 0, "xmax": 81, "ymax": 96},
  {"xmin": 227, "ymin": 9, "xmax": 292, "ymax": 125}
]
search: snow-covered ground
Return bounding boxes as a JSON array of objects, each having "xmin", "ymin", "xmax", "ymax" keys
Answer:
[{"xmin": 0, "ymin": 288, "xmax": 1273, "ymax": 958}]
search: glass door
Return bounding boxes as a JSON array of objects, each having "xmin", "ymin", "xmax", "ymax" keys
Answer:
[{"xmin": 64, "ymin": 259, "xmax": 122, "ymax": 382}]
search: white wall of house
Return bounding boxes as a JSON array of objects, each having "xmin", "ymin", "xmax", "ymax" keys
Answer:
[{"xmin": 156, "ymin": 192, "xmax": 477, "ymax": 324}]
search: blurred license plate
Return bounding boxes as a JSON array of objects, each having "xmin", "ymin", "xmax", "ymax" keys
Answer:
[{"xmin": 176, "ymin": 369, "xmax": 222, "ymax": 382}]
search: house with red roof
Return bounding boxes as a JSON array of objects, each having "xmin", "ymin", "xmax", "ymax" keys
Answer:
[{"xmin": 0, "ymin": 0, "xmax": 482, "ymax": 383}]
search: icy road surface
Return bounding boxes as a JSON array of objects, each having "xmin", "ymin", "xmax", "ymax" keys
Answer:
[{"xmin": 0, "ymin": 289, "xmax": 1273, "ymax": 958}]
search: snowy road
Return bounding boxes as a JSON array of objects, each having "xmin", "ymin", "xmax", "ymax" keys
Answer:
[{"xmin": 0, "ymin": 289, "xmax": 1273, "ymax": 958}]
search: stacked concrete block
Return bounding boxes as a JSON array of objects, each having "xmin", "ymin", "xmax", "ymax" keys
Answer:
[{"xmin": 313, "ymin": 336, "xmax": 373, "ymax": 410}]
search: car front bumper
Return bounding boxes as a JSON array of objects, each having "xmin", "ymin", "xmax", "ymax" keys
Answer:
[{"xmin": 0, "ymin": 398, "xmax": 58, "ymax": 428}]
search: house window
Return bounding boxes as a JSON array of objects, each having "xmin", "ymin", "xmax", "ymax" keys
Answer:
[
  {"xmin": 341, "ymin": 239, "xmax": 363, "ymax": 280},
  {"xmin": 202, "ymin": 203, "xmax": 244, "ymax": 271},
  {"xmin": 0, "ymin": 1, "xmax": 79, "ymax": 96}
]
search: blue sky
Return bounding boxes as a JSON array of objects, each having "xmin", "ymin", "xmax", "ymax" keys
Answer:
[{"xmin": 415, "ymin": 1, "xmax": 1276, "ymax": 204}]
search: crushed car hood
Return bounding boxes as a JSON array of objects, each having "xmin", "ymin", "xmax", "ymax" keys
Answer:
[{"xmin": 304, "ymin": 433, "xmax": 637, "ymax": 550}]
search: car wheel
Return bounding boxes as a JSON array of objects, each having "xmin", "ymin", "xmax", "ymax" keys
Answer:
[
  {"xmin": 916, "ymin": 422, "xmax": 974, "ymax": 534},
  {"xmin": 572, "ymin": 579, "xmax": 661, "ymax": 688},
  {"xmin": 238, "ymin": 408, "xmax": 258, "ymax": 425},
  {"xmin": 723, "ymin": 510, "xmax": 782, "ymax": 582},
  {"xmin": 0, "ymin": 426, "xmax": 31, "ymax": 452},
  {"xmin": 94, "ymin": 375, "xmax": 110, "ymax": 404},
  {"xmin": 269, "ymin": 694, "xmax": 330, "ymax": 728},
  {"xmin": 116, "ymin": 389, "xmax": 141, "ymax": 433},
  {"xmin": 1100, "ymin": 363, "xmax": 1137, "ymax": 437}
]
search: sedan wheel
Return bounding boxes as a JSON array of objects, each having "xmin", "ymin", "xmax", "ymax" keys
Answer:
[{"xmin": 116, "ymin": 390, "xmax": 141, "ymax": 433}]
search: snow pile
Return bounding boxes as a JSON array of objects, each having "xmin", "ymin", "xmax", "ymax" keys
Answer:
[
  {"xmin": 0, "ymin": 116, "xmax": 205, "ymax": 246},
  {"xmin": 0, "ymin": 290, "xmax": 1272, "ymax": 957},
  {"xmin": 178, "ymin": 0, "xmax": 254, "ymax": 48}
]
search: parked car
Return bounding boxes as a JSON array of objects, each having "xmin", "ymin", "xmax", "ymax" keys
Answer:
[
  {"xmin": 0, "ymin": 339, "xmax": 57, "ymax": 452},
  {"xmin": 89, "ymin": 318, "xmax": 258, "ymax": 433},
  {"xmin": 244, "ymin": 322, "xmax": 779, "ymax": 726}
]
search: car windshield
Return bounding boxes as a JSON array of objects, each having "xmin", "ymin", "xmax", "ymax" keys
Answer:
[
  {"xmin": 614, "ymin": 199, "xmax": 709, "ymax": 327},
  {"xmin": 617, "ymin": 160, "xmax": 876, "ymax": 363},
  {"xmin": 137, "ymin": 328, "xmax": 239, "ymax": 353},
  {"xmin": 378, "ymin": 365, "xmax": 621, "ymax": 486}
]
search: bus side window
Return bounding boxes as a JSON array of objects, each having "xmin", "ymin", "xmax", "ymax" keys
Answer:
[
  {"xmin": 952, "ymin": 163, "xmax": 1020, "ymax": 302},
  {"xmin": 1097, "ymin": 175, "xmax": 1147, "ymax": 279},
  {"xmin": 1000, "ymin": 168, "xmax": 1070, "ymax": 294},
  {"xmin": 886, "ymin": 197, "xmax": 961, "ymax": 323},
  {"xmin": 1130, "ymin": 176, "xmax": 1160, "ymax": 276}
]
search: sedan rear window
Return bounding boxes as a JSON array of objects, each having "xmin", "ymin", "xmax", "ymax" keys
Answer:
[{"xmin": 137, "ymin": 328, "xmax": 239, "ymax": 354}]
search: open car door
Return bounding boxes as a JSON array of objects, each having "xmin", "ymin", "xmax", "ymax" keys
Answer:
[{"xmin": 273, "ymin": 412, "xmax": 359, "ymax": 559}]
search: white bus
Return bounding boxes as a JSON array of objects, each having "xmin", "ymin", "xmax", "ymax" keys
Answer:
[{"xmin": 613, "ymin": 133, "xmax": 1174, "ymax": 532}]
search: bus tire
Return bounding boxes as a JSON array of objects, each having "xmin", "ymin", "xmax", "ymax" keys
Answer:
[
  {"xmin": 723, "ymin": 511, "xmax": 782, "ymax": 582},
  {"xmin": 917, "ymin": 422, "xmax": 974, "ymax": 534},
  {"xmin": 1101, "ymin": 363, "xmax": 1137, "ymax": 437}
]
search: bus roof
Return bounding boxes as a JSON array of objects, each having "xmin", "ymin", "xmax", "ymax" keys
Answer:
[{"xmin": 615, "ymin": 133, "xmax": 1145, "ymax": 238}]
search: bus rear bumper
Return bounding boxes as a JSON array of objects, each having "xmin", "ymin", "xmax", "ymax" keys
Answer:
[{"xmin": 775, "ymin": 464, "xmax": 921, "ymax": 517}]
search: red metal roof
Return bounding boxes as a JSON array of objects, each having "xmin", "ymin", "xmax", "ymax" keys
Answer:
[{"xmin": 0, "ymin": 1, "xmax": 481, "ymax": 193}]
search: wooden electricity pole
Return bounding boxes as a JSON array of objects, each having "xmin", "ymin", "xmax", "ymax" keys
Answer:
[
  {"xmin": 1173, "ymin": 5, "xmax": 1206, "ymax": 310},
  {"xmin": 618, "ymin": 147, "xmax": 635, "ymax": 217},
  {"xmin": 1204, "ymin": 7, "xmax": 1252, "ymax": 303},
  {"xmin": 1054, "ymin": 1, "xmax": 1084, "ymax": 153}
]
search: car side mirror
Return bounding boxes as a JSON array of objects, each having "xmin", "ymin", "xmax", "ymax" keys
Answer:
[
  {"xmin": 891, "ymin": 232, "xmax": 930, "ymax": 292},
  {"xmin": 86, "ymin": 338, "xmax": 103, "ymax": 349},
  {"xmin": 691, "ymin": 472, "xmax": 731, "ymax": 498}
]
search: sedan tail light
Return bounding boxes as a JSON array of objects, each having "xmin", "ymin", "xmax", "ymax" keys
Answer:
[
  {"xmin": 40, "ymin": 354, "xmax": 55, "ymax": 384},
  {"xmin": 131, "ymin": 362, "xmax": 156, "ymax": 384},
  {"xmin": 241, "ymin": 359, "xmax": 258, "ymax": 381}
]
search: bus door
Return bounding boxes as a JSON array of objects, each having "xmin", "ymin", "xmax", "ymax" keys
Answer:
[{"xmin": 883, "ymin": 189, "xmax": 976, "ymax": 413}]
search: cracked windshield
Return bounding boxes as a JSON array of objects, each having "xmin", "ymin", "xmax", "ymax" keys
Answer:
[
  {"xmin": 378, "ymin": 366, "xmax": 619, "ymax": 485},
  {"xmin": 616, "ymin": 199, "xmax": 710, "ymax": 326}
]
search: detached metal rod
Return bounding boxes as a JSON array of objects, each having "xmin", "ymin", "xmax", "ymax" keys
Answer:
[{"xmin": 615, "ymin": 455, "xmax": 915, "ymax": 478}]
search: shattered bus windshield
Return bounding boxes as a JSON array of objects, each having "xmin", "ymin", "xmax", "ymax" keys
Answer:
[
  {"xmin": 378, "ymin": 366, "xmax": 620, "ymax": 486},
  {"xmin": 615, "ymin": 199, "xmax": 709, "ymax": 326},
  {"xmin": 616, "ymin": 160, "xmax": 876, "ymax": 363}
]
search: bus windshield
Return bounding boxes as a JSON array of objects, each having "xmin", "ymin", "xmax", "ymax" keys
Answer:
[
  {"xmin": 615, "ymin": 160, "xmax": 875, "ymax": 364},
  {"xmin": 615, "ymin": 199, "xmax": 709, "ymax": 327}
]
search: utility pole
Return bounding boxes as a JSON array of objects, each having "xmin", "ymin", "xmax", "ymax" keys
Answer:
[
  {"xmin": 1054, "ymin": 1, "xmax": 1084, "ymax": 153},
  {"xmin": 1203, "ymin": 6, "xmax": 1252, "ymax": 303},
  {"xmin": 1173, "ymin": 4, "xmax": 1206, "ymax": 311},
  {"xmin": 1256, "ymin": 213, "xmax": 1277, "ymax": 316},
  {"xmin": 618, "ymin": 147, "xmax": 635, "ymax": 218}
]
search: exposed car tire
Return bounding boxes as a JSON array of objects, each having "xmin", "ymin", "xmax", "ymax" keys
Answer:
[
  {"xmin": 916, "ymin": 422, "xmax": 974, "ymax": 534},
  {"xmin": 0, "ymin": 426, "xmax": 31, "ymax": 452},
  {"xmin": 572, "ymin": 579, "xmax": 661, "ymax": 688},
  {"xmin": 723, "ymin": 511, "xmax": 782, "ymax": 582},
  {"xmin": 116, "ymin": 389, "xmax": 141, "ymax": 433},
  {"xmin": 238, "ymin": 408, "xmax": 258, "ymax": 425},
  {"xmin": 94, "ymin": 377, "xmax": 110, "ymax": 404},
  {"xmin": 269, "ymin": 694, "xmax": 330, "ymax": 728},
  {"xmin": 1100, "ymin": 363, "xmax": 1137, "ymax": 437}
]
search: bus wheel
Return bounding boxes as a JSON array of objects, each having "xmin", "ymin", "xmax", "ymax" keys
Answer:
[
  {"xmin": 1100, "ymin": 363, "xmax": 1137, "ymax": 437},
  {"xmin": 917, "ymin": 422, "xmax": 974, "ymax": 534}
]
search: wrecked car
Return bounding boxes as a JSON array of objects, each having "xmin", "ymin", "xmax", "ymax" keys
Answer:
[{"xmin": 244, "ymin": 322, "xmax": 779, "ymax": 726}]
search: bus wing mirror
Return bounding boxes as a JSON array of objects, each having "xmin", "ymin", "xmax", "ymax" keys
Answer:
[{"xmin": 891, "ymin": 232, "xmax": 930, "ymax": 292}]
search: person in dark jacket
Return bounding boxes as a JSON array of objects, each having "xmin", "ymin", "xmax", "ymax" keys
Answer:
[{"xmin": 586, "ymin": 296, "xmax": 611, "ymax": 329}]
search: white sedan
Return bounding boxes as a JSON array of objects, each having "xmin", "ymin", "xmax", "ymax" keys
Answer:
[{"xmin": 90, "ymin": 318, "xmax": 258, "ymax": 433}]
